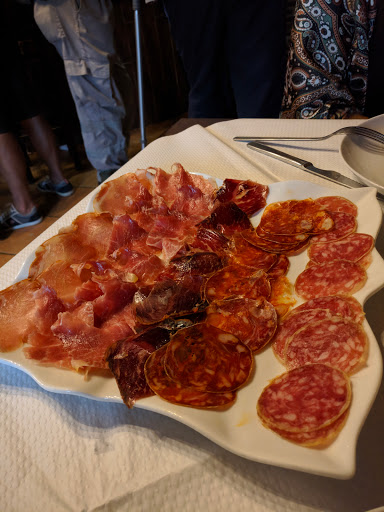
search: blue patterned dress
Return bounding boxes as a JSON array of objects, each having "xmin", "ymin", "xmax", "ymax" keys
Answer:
[{"xmin": 281, "ymin": 0, "xmax": 377, "ymax": 119}]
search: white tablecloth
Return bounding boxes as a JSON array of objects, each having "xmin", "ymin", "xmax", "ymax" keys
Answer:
[{"xmin": 1, "ymin": 119, "xmax": 384, "ymax": 512}]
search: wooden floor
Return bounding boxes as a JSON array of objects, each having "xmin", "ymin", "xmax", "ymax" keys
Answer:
[{"xmin": 0, "ymin": 119, "xmax": 177, "ymax": 269}]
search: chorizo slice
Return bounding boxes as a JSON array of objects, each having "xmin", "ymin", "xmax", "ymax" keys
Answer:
[
  {"xmin": 242, "ymin": 229, "xmax": 306, "ymax": 254},
  {"xmin": 205, "ymin": 265, "xmax": 271, "ymax": 302},
  {"xmin": 259, "ymin": 199, "xmax": 334, "ymax": 235},
  {"xmin": 310, "ymin": 211, "xmax": 357, "ymax": 244},
  {"xmin": 164, "ymin": 323, "xmax": 253, "ymax": 393},
  {"xmin": 205, "ymin": 297, "xmax": 277, "ymax": 352},
  {"xmin": 144, "ymin": 345, "xmax": 236, "ymax": 408}
]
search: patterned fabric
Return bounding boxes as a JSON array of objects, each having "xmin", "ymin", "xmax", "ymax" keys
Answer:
[{"xmin": 280, "ymin": 0, "xmax": 377, "ymax": 119}]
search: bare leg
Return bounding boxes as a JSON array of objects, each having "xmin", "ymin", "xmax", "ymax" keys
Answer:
[
  {"xmin": 20, "ymin": 115, "xmax": 68, "ymax": 184},
  {"xmin": 0, "ymin": 132, "xmax": 36, "ymax": 215}
]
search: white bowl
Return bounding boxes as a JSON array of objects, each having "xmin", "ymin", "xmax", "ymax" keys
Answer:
[{"xmin": 340, "ymin": 114, "xmax": 384, "ymax": 194}]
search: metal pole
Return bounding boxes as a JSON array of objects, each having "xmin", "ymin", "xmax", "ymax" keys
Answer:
[{"xmin": 132, "ymin": 0, "xmax": 147, "ymax": 149}]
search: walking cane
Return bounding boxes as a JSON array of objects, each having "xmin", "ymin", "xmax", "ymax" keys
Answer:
[{"xmin": 132, "ymin": 0, "xmax": 147, "ymax": 149}]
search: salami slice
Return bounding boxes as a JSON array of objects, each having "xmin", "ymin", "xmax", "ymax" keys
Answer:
[
  {"xmin": 284, "ymin": 317, "xmax": 368, "ymax": 374},
  {"xmin": 293, "ymin": 295, "xmax": 365, "ymax": 324},
  {"xmin": 272, "ymin": 308, "xmax": 333, "ymax": 362},
  {"xmin": 310, "ymin": 212, "xmax": 357, "ymax": 244},
  {"xmin": 164, "ymin": 323, "xmax": 253, "ymax": 393},
  {"xmin": 295, "ymin": 260, "xmax": 367, "ymax": 300},
  {"xmin": 145, "ymin": 345, "xmax": 236, "ymax": 408},
  {"xmin": 358, "ymin": 251, "xmax": 373, "ymax": 269},
  {"xmin": 269, "ymin": 409, "xmax": 349, "ymax": 447},
  {"xmin": 259, "ymin": 199, "xmax": 334, "ymax": 235},
  {"xmin": 205, "ymin": 265, "xmax": 271, "ymax": 302},
  {"xmin": 257, "ymin": 364, "xmax": 351, "ymax": 433},
  {"xmin": 308, "ymin": 233, "xmax": 374, "ymax": 264},
  {"xmin": 205, "ymin": 297, "xmax": 277, "ymax": 352},
  {"xmin": 314, "ymin": 196, "xmax": 358, "ymax": 216}
]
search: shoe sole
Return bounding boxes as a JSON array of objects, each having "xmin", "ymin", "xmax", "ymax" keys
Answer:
[
  {"xmin": 37, "ymin": 186, "xmax": 74, "ymax": 198},
  {"xmin": 11, "ymin": 217, "xmax": 43, "ymax": 230}
]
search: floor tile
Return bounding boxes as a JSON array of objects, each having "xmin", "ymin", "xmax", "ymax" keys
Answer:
[
  {"xmin": 44, "ymin": 187, "xmax": 94, "ymax": 218},
  {"xmin": 0, "ymin": 216, "xmax": 57, "ymax": 255},
  {"xmin": 0, "ymin": 254, "xmax": 14, "ymax": 268}
]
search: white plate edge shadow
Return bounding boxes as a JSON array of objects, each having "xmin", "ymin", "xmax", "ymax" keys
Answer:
[{"xmin": 1, "ymin": 179, "xmax": 383, "ymax": 480}]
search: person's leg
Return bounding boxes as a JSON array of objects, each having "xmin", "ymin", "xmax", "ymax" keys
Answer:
[
  {"xmin": 66, "ymin": 73, "xmax": 128, "ymax": 182},
  {"xmin": 0, "ymin": 132, "xmax": 36, "ymax": 215},
  {"xmin": 21, "ymin": 115, "xmax": 68, "ymax": 185},
  {"xmin": 227, "ymin": 0, "xmax": 287, "ymax": 118},
  {"xmin": 163, "ymin": 0, "xmax": 236, "ymax": 118}
]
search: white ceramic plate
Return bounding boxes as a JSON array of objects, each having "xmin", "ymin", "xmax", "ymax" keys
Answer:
[
  {"xmin": 0, "ymin": 180, "xmax": 383, "ymax": 480},
  {"xmin": 340, "ymin": 114, "xmax": 384, "ymax": 194}
]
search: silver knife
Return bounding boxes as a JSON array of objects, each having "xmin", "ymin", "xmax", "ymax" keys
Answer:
[{"xmin": 247, "ymin": 141, "xmax": 384, "ymax": 202}]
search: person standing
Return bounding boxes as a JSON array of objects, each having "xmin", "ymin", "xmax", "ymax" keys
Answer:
[
  {"xmin": 161, "ymin": 0, "xmax": 287, "ymax": 119},
  {"xmin": 34, "ymin": 0, "xmax": 129, "ymax": 183},
  {"xmin": 280, "ymin": 0, "xmax": 378, "ymax": 119},
  {"xmin": 0, "ymin": 0, "xmax": 73, "ymax": 232}
]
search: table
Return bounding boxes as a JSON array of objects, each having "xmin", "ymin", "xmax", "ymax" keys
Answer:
[{"xmin": 1, "ymin": 118, "xmax": 383, "ymax": 512}]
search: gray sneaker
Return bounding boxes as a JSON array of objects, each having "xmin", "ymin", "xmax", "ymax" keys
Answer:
[
  {"xmin": 0, "ymin": 204, "xmax": 43, "ymax": 231},
  {"xmin": 37, "ymin": 177, "xmax": 74, "ymax": 197}
]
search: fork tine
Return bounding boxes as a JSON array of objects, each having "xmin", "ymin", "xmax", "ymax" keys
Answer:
[{"xmin": 353, "ymin": 127, "xmax": 384, "ymax": 144}]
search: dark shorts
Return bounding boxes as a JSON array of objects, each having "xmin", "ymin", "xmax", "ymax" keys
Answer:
[{"xmin": 0, "ymin": 56, "xmax": 40, "ymax": 134}]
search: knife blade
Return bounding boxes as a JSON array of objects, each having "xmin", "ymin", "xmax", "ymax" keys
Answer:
[{"xmin": 247, "ymin": 141, "xmax": 384, "ymax": 202}]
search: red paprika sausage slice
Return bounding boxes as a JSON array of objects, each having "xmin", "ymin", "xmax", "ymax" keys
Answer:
[
  {"xmin": 205, "ymin": 297, "xmax": 277, "ymax": 352},
  {"xmin": 310, "ymin": 211, "xmax": 357, "ymax": 244},
  {"xmin": 164, "ymin": 323, "xmax": 253, "ymax": 393},
  {"xmin": 259, "ymin": 199, "xmax": 334, "ymax": 235},
  {"xmin": 205, "ymin": 265, "xmax": 271, "ymax": 302},
  {"xmin": 145, "ymin": 345, "xmax": 236, "ymax": 408}
]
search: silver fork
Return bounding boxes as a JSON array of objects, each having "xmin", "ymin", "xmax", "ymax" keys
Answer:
[{"xmin": 233, "ymin": 126, "xmax": 384, "ymax": 145}]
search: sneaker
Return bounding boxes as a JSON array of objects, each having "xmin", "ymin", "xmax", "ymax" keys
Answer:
[
  {"xmin": 97, "ymin": 169, "xmax": 117, "ymax": 185},
  {"xmin": 37, "ymin": 177, "xmax": 74, "ymax": 197},
  {"xmin": 0, "ymin": 204, "xmax": 43, "ymax": 231}
]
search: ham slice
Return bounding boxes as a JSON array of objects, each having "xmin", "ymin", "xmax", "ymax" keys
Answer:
[
  {"xmin": 29, "ymin": 232, "xmax": 97, "ymax": 278},
  {"xmin": 0, "ymin": 280, "xmax": 65, "ymax": 352},
  {"xmin": 215, "ymin": 178, "xmax": 268, "ymax": 216}
]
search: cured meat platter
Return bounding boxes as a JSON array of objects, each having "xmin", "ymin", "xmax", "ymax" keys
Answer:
[{"xmin": 0, "ymin": 177, "xmax": 383, "ymax": 479}]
